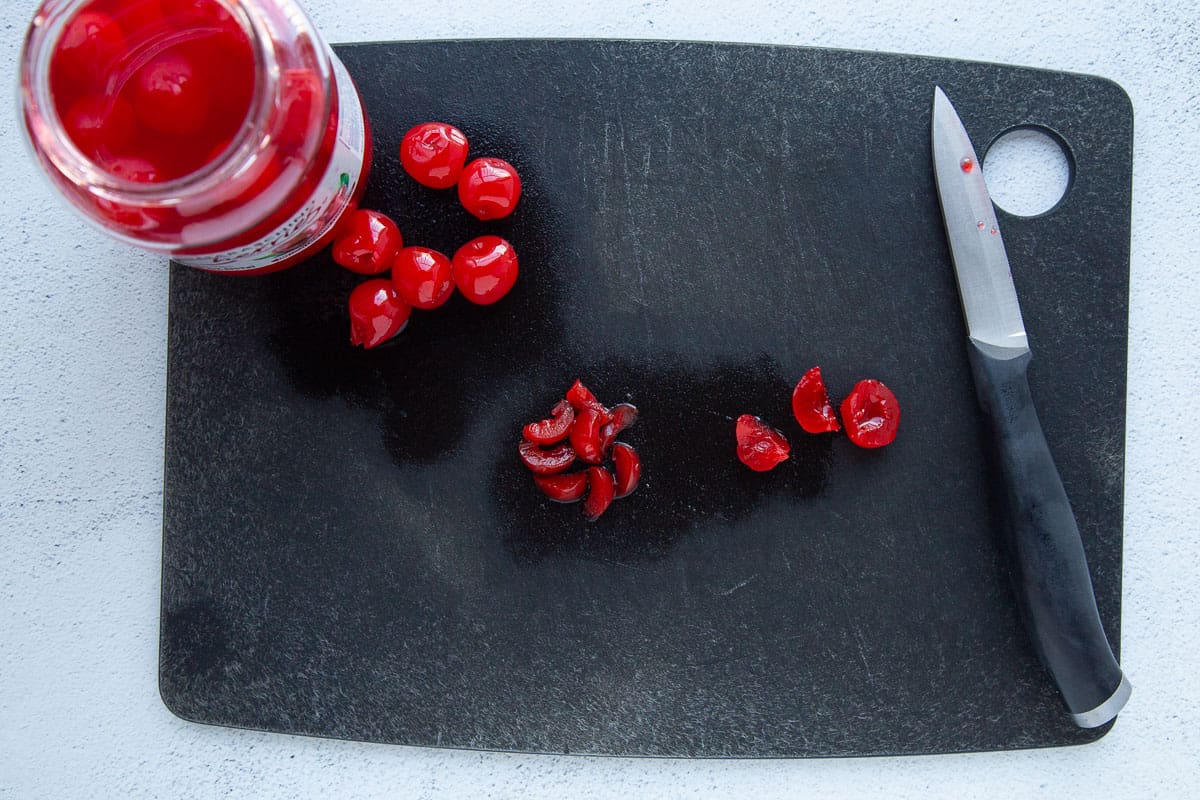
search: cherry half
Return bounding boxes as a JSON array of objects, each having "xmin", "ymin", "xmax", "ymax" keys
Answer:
[
  {"xmin": 332, "ymin": 210, "xmax": 403, "ymax": 275},
  {"xmin": 518, "ymin": 439, "xmax": 577, "ymax": 475},
  {"xmin": 451, "ymin": 235, "xmax": 518, "ymax": 305},
  {"xmin": 611, "ymin": 442, "xmax": 641, "ymax": 498},
  {"xmin": 533, "ymin": 471, "xmax": 589, "ymax": 503},
  {"xmin": 392, "ymin": 246, "xmax": 454, "ymax": 309},
  {"xmin": 735, "ymin": 414, "xmax": 790, "ymax": 472},
  {"xmin": 348, "ymin": 279, "xmax": 410, "ymax": 349},
  {"xmin": 582, "ymin": 466, "xmax": 615, "ymax": 522},
  {"xmin": 792, "ymin": 366, "xmax": 841, "ymax": 434},
  {"xmin": 400, "ymin": 122, "xmax": 469, "ymax": 189},
  {"xmin": 840, "ymin": 379, "xmax": 900, "ymax": 449},
  {"xmin": 457, "ymin": 157, "xmax": 522, "ymax": 220},
  {"xmin": 523, "ymin": 400, "xmax": 575, "ymax": 445}
]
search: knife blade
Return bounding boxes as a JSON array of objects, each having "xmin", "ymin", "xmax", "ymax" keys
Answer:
[{"xmin": 931, "ymin": 87, "xmax": 1130, "ymax": 728}]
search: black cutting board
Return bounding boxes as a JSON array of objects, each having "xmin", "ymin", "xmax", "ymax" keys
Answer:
[{"xmin": 160, "ymin": 40, "xmax": 1132, "ymax": 757}]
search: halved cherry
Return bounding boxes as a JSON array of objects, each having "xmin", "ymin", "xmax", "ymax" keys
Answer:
[
  {"xmin": 840, "ymin": 379, "xmax": 900, "ymax": 449},
  {"xmin": 570, "ymin": 406, "xmax": 605, "ymax": 464},
  {"xmin": 735, "ymin": 414, "xmax": 790, "ymax": 472},
  {"xmin": 792, "ymin": 366, "xmax": 841, "ymax": 434},
  {"xmin": 523, "ymin": 400, "xmax": 575, "ymax": 445},
  {"xmin": 582, "ymin": 466, "xmax": 615, "ymax": 521},
  {"xmin": 518, "ymin": 439, "xmax": 576, "ymax": 475},
  {"xmin": 611, "ymin": 443, "xmax": 641, "ymax": 498},
  {"xmin": 533, "ymin": 471, "xmax": 588, "ymax": 503}
]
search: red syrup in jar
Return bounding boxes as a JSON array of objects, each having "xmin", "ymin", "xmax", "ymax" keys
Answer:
[{"xmin": 22, "ymin": 0, "xmax": 371, "ymax": 274}]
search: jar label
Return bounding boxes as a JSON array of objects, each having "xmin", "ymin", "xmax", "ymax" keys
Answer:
[{"xmin": 176, "ymin": 55, "xmax": 367, "ymax": 272}]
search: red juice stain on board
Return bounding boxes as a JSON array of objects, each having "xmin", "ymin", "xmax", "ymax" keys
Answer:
[{"xmin": 49, "ymin": 0, "xmax": 255, "ymax": 183}]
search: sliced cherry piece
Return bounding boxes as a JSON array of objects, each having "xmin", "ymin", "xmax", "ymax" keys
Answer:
[
  {"xmin": 518, "ymin": 439, "xmax": 576, "ymax": 475},
  {"xmin": 570, "ymin": 407, "xmax": 606, "ymax": 465},
  {"xmin": 609, "ymin": 403, "xmax": 638, "ymax": 434},
  {"xmin": 735, "ymin": 414, "xmax": 791, "ymax": 472},
  {"xmin": 565, "ymin": 379, "xmax": 612, "ymax": 422},
  {"xmin": 523, "ymin": 400, "xmax": 575, "ymax": 445},
  {"xmin": 611, "ymin": 443, "xmax": 641, "ymax": 498},
  {"xmin": 582, "ymin": 466, "xmax": 615, "ymax": 522},
  {"xmin": 533, "ymin": 471, "xmax": 588, "ymax": 503},
  {"xmin": 840, "ymin": 379, "xmax": 900, "ymax": 449},
  {"xmin": 792, "ymin": 366, "xmax": 841, "ymax": 434},
  {"xmin": 598, "ymin": 422, "xmax": 616, "ymax": 456}
]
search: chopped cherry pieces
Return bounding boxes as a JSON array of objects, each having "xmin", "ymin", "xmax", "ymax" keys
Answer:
[
  {"xmin": 570, "ymin": 407, "xmax": 606, "ymax": 465},
  {"xmin": 518, "ymin": 440, "xmax": 577, "ymax": 475},
  {"xmin": 735, "ymin": 414, "xmax": 790, "ymax": 472},
  {"xmin": 840, "ymin": 379, "xmax": 900, "ymax": 449},
  {"xmin": 533, "ymin": 471, "xmax": 589, "ymax": 503},
  {"xmin": 611, "ymin": 443, "xmax": 641, "ymax": 498},
  {"xmin": 523, "ymin": 400, "xmax": 575, "ymax": 445},
  {"xmin": 582, "ymin": 467, "xmax": 615, "ymax": 521},
  {"xmin": 792, "ymin": 366, "xmax": 841, "ymax": 434},
  {"xmin": 520, "ymin": 381, "xmax": 640, "ymax": 519}
]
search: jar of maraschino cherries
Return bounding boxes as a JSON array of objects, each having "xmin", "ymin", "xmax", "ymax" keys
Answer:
[{"xmin": 20, "ymin": 0, "xmax": 370, "ymax": 274}]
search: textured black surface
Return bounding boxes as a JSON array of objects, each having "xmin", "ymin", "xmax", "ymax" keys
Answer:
[{"xmin": 161, "ymin": 40, "xmax": 1132, "ymax": 757}]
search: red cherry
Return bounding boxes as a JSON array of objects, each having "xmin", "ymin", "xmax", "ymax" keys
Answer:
[
  {"xmin": 457, "ymin": 157, "xmax": 521, "ymax": 220},
  {"xmin": 63, "ymin": 95, "xmax": 136, "ymax": 158},
  {"xmin": 609, "ymin": 403, "xmax": 638, "ymax": 434},
  {"xmin": 348, "ymin": 279, "xmax": 410, "ymax": 348},
  {"xmin": 523, "ymin": 400, "xmax": 576, "ymax": 445},
  {"xmin": 451, "ymin": 236, "xmax": 518, "ymax": 305},
  {"xmin": 391, "ymin": 247, "xmax": 454, "ymax": 309},
  {"xmin": 518, "ymin": 439, "xmax": 576, "ymax": 475},
  {"xmin": 133, "ymin": 50, "xmax": 212, "ymax": 137},
  {"xmin": 51, "ymin": 11, "xmax": 125, "ymax": 95},
  {"xmin": 792, "ymin": 366, "xmax": 841, "ymax": 434},
  {"xmin": 400, "ymin": 122, "xmax": 469, "ymax": 189},
  {"xmin": 735, "ymin": 414, "xmax": 790, "ymax": 472},
  {"xmin": 332, "ymin": 210, "xmax": 403, "ymax": 275},
  {"xmin": 611, "ymin": 443, "xmax": 641, "ymax": 498},
  {"xmin": 565, "ymin": 379, "xmax": 612, "ymax": 421},
  {"xmin": 840, "ymin": 379, "xmax": 900, "ymax": 449},
  {"xmin": 533, "ymin": 471, "xmax": 589, "ymax": 503},
  {"xmin": 582, "ymin": 467, "xmax": 615, "ymax": 522},
  {"xmin": 570, "ymin": 407, "xmax": 606, "ymax": 465}
]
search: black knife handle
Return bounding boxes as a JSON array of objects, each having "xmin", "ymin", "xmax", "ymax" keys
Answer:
[{"xmin": 967, "ymin": 339, "xmax": 1130, "ymax": 727}]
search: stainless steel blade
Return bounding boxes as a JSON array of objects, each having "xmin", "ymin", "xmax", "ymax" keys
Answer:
[{"xmin": 932, "ymin": 87, "xmax": 1029, "ymax": 355}]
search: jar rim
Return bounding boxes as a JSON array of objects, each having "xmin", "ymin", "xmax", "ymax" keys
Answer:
[{"xmin": 19, "ymin": 0, "xmax": 332, "ymax": 206}]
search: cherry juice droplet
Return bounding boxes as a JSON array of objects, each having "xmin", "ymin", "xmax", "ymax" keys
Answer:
[
  {"xmin": 960, "ymin": 157, "xmax": 974, "ymax": 173},
  {"xmin": 977, "ymin": 220, "xmax": 986, "ymax": 230}
]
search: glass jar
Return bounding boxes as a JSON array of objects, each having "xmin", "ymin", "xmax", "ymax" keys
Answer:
[{"xmin": 20, "ymin": 0, "xmax": 371, "ymax": 274}]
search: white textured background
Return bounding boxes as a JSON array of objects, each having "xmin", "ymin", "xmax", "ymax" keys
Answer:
[{"xmin": 2, "ymin": 0, "xmax": 1198, "ymax": 797}]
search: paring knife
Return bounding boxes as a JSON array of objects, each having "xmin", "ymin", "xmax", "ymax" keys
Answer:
[{"xmin": 931, "ymin": 87, "xmax": 1131, "ymax": 728}]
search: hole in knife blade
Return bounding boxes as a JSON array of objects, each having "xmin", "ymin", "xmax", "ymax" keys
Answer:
[{"xmin": 982, "ymin": 126, "xmax": 1072, "ymax": 217}]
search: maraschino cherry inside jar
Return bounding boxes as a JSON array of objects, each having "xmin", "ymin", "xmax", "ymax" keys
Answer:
[{"xmin": 20, "ymin": 0, "xmax": 371, "ymax": 274}]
